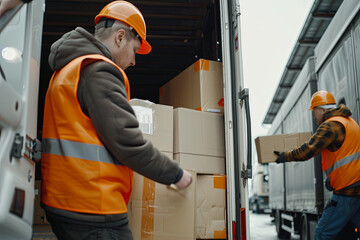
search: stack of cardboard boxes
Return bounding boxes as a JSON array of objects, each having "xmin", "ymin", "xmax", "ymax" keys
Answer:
[{"xmin": 129, "ymin": 59, "xmax": 227, "ymax": 240}]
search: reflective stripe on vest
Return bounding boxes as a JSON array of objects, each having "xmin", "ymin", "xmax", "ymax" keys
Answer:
[
  {"xmin": 42, "ymin": 138, "xmax": 123, "ymax": 166},
  {"xmin": 324, "ymin": 151, "xmax": 360, "ymax": 176}
]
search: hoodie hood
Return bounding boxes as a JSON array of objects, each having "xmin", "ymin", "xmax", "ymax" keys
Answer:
[
  {"xmin": 48, "ymin": 27, "xmax": 113, "ymax": 71},
  {"xmin": 324, "ymin": 104, "xmax": 352, "ymax": 120}
]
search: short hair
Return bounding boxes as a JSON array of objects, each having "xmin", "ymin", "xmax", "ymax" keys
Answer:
[{"xmin": 94, "ymin": 19, "xmax": 137, "ymax": 42}]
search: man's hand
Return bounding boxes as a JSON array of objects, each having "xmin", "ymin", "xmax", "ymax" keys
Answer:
[
  {"xmin": 175, "ymin": 169, "xmax": 192, "ymax": 190},
  {"xmin": 274, "ymin": 151, "xmax": 286, "ymax": 164},
  {"xmin": 0, "ymin": 0, "xmax": 22, "ymax": 16}
]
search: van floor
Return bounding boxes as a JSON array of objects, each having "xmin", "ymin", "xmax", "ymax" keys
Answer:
[{"xmin": 32, "ymin": 224, "xmax": 56, "ymax": 240}]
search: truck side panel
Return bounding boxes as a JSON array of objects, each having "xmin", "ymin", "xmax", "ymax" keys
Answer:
[{"xmin": 316, "ymin": 14, "xmax": 360, "ymax": 124}]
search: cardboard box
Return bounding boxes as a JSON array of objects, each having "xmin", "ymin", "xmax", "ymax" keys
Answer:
[
  {"xmin": 174, "ymin": 153, "xmax": 225, "ymax": 175},
  {"xmin": 255, "ymin": 132, "xmax": 312, "ymax": 164},
  {"xmin": 33, "ymin": 180, "xmax": 48, "ymax": 225},
  {"xmin": 159, "ymin": 59, "xmax": 224, "ymax": 113},
  {"xmin": 174, "ymin": 108, "xmax": 225, "ymax": 157},
  {"xmin": 130, "ymin": 99, "xmax": 173, "ymax": 153},
  {"xmin": 128, "ymin": 168, "xmax": 196, "ymax": 240},
  {"xmin": 196, "ymin": 175, "xmax": 227, "ymax": 239}
]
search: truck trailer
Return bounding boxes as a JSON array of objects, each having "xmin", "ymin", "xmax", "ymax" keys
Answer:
[
  {"xmin": 249, "ymin": 163, "xmax": 269, "ymax": 214},
  {"xmin": 0, "ymin": 0, "xmax": 253, "ymax": 239},
  {"xmin": 266, "ymin": 1, "xmax": 360, "ymax": 239}
]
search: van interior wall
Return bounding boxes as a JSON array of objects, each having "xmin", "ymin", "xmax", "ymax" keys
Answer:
[{"xmin": 35, "ymin": 0, "xmax": 222, "ymax": 179}]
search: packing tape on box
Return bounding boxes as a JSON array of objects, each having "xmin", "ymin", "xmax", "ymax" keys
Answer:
[
  {"xmin": 141, "ymin": 177, "xmax": 155, "ymax": 240},
  {"xmin": 218, "ymin": 98, "xmax": 224, "ymax": 107},
  {"xmin": 194, "ymin": 59, "xmax": 209, "ymax": 72},
  {"xmin": 214, "ymin": 229, "xmax": 227, "ymax": 239},
  {"xmin": 213, "ymin": 175, "xmax": 227, "ymax": 239},
  {"xmin": 213, "ymin": 175, "xmax": 226, "ymax": 189},
  {"xmin": 130, "ymin": 99, "xmax": 156, "ymax": 135}
]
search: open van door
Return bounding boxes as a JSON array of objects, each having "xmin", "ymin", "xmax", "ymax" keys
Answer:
[
  {"xmin": 0, "ymin": 1, "xmax": 44, "ymax": 239},
  {"xmin": 220, "ymin": 0, "xmax": 252, "ymax": 239}
]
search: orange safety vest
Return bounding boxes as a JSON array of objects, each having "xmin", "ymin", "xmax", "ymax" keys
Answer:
[
  {"xmin": 41, "ymin": 54, "xmax": 133, "ymax": 214},
  {"xmin": 321, "ymin": 116, "xmax": 360, "ymax": 191}
]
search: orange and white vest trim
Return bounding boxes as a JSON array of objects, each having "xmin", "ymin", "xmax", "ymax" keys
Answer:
[
  {"xmin": 41, "ymin": 54, "xmax": 133, "ymax": 214},
  {"xmin": 321, "ymin": 116, "xmax": 360, "ymax": 191}
]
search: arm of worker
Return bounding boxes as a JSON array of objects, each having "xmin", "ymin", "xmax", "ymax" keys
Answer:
[
  {"xmin": 274, "ymin": 121, "xmax": 343, "ymax": 163},
  {"xmin": 78, "ymin": 61, "xmax": 192, "ymax": 189},
  {"xmin": 0, "ymin": 0, "xmax": 31, "ymax": 16}
]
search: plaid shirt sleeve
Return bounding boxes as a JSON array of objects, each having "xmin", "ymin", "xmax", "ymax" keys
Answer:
[{"xmin": 284, "ymin": 121, "xmax": 344, "ymax": 162}]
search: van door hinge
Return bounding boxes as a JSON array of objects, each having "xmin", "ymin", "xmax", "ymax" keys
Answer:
[
  {"xmin": 241, "ymin": 167, "xmax": 252, "ymax": 180},
  {"xmin": 24, "ymin": 135, "xmax": 41, "ymax": 162},
  {"xmin": 233, "ymin": 3, "xmax": 241, "ymax": 27},
  {"xmin": 239, "ymin": 88, "xmax": 249, "ymax": 108},
  {"xmin": 11, "ymin": 133, "xmax": 23, "ymax": 160}
]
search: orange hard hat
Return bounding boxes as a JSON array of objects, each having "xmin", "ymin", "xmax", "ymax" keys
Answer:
[
  {"xmin": 95, "ymin": 1, "xmax": 151, "ymax": 54},
  {"xmin": 309, "ymin": 91, "xmax": 336, "ymax": 110}
]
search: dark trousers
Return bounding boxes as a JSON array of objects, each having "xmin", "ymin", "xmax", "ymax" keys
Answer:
[{"xmin": 45, "ymin": 211, "xmax": 133, "ymax": 240}]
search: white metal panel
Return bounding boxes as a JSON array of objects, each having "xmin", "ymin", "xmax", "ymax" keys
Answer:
[
  {"xmin": 220, "ymin": 0, "xmax": 250, "ymax": 238},
  {"xmin": 267, "ymin": 58, "xmax": 318, "ymax": 213},
  {"xmin": 268, "ymin": 163, "xmax": 284, "ymax": 210},
  {"xmin": 219, "ymin": 1, "xmax": 236, "ymax": 239},
  {"xmin": 317, "ymin": 33, "xmax": 358, "ymax": 123},
  {"xmin": 0, "ymin": 1, "xmax": 44, "ymax": 239},
  {"xmin": 268, "ymin": 57, "xmax": 316, "ymax": 136},
  {"xmin": 351, "ymin": 14, "xmax": 360, "ymax": 123},
  {"xmin": 314, "ymin": 0, "xmax": 360, "ymax": 72},
  {"xmin": 282, "ymin": 85, "xmax": 316, "ymax": 213}
]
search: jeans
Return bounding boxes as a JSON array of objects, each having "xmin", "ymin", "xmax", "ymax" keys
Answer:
[
  {"xmin": 45, "ymin": 211, "xmax": 133, "ymax": 240},
  {"xmin": 315, "ymin": 194, "xmax": 360, "ymax": 240}
]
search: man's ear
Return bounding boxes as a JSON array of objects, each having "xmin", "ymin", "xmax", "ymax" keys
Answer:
[{"xmin": 115, "ymin": 29, "xmax": 126, "ymax": 47}]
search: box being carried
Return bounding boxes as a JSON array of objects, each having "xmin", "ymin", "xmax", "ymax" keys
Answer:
[
  {"xmin": 159, "ymin": 59, "xmax": 224, "ymax": 113},
  {"xmin": 255, "ymin": 132, "xmax": 312, "ymax": 164}
]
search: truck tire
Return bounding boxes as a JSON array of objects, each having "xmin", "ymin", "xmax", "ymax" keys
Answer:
[
  {"xmin": 300, "ymin": 214, "xmax": 310, "ymax": 240},
  {"xmin": 275, "ymin": 210, "xmax": 291, "ymax": 239}
]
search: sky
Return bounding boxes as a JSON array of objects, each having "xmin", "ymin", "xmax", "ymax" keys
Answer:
[{"xmin": 239, "ymin": 0, "xmax": 314, "ymax": 139}]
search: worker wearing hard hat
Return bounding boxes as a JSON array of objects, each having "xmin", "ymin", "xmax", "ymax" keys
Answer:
[
  {"xmin": 275, "ymin": 90, "xmax": 360, "ymax": 239},
  {"xmin": 41, "ymin": 1, "xmax": 192, "ymax": 239}
]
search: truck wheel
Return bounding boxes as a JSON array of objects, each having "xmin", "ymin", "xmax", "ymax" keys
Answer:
[
  {"xmin": 275, "ymin": 210, "xmax": 291, "ymax": 239},
  {"xmin": 300, "ymin": 214, "xmax": 309, "ymax": 240}
]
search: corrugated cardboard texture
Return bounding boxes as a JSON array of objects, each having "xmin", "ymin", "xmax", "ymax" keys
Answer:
[
  {"xmin": 130, "ymin": 99, "xmax": 173, "ymax": 153},
  {"xmin": 196, "ymin": 175, "xmax": 227, "ymax": 239},
  {"xmin": 128, "ymin": 152, "xmax": 196, "ymax": 240},
  {"xmin": 174, "ymin": 108, "xmax": 225, "ymax": 157},
  {"xmin": 255, "ymin": 132, "xmax": 312, "ymax": 164},
  {"xmin": 159, "ymin": 59, "xmax": 224, "ymax": 113},
  {"xmin": 174, "ymin": 153, "xmax": 225, "ymax": 174}
]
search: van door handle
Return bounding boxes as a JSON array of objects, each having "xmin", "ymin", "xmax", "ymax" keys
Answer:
[{"xmin": 239, "ymin": 88, "xmax": 252, "ymax": 179}]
